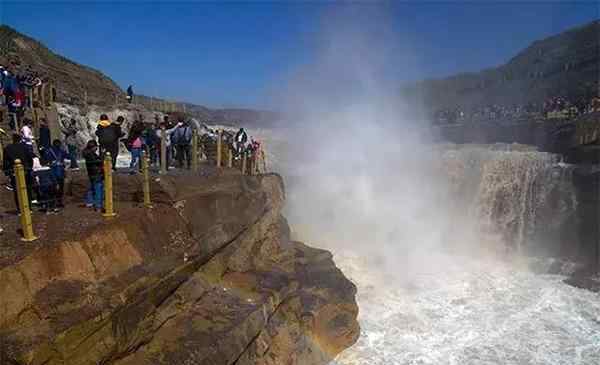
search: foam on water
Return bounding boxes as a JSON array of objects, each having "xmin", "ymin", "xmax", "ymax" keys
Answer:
[{"xmin": 331, "ymin": 251, "xmax": 600, "ymax": 365}]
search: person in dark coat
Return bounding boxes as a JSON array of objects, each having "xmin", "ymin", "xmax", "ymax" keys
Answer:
[
  {"xmin": 82, "ymin": 140, "xmax": 104, "ymax": 210},
  {"xmin": 38, "ymin": 118, "xmax": 51, "ymax": 153},
  {"xmin": 2, "ymin": 133, "xmax": 34, "ymax": 212},
  {"xmin": 126, "ymin": 85, "xmax": 134, "ymax": 104},
  {"xmin": 171, "ymin": 119, "xmax": 192, "ymax": 169},
  {"xmin": 33, "ymin": 158, "xmax": 58, "ymax": 213},
  {"xmin": 96, "ymin": 114, "xmax": 124, "ymax": 170},
  {"xmin": 43, "ymin": 139, "xmax": 68, "ymax": 207}
]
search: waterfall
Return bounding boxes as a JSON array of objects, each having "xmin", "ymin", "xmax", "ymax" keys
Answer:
[{"xmin": 439, "ymin": 144, "xmax": 578, "ymax": 254}]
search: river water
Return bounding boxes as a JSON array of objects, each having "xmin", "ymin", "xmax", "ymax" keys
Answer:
[
  {"xmin": 330, "ymin": 250, "xmax": 600, "ymax": 365},
  {"xmin": 256, "ymin": 127, "xmax": 600, "ymax": 365}
]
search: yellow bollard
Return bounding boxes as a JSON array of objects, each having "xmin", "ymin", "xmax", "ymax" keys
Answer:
[
  {"xmin": 160, "ymin": 126, "xmax": 167, "ymax": 175},
  {"xmin": 248, "ymin": 150, "xmax": 254, "ymax": 176},
  {"xmin": 192, "ymin": 129, "xmax": 199, "ymax": 172},
  {"xmin": 103, "ymin": 153, "xmax": 116, "ymax": 218},
  {"xmin": 241, "ymin": 151, "xmax": 247, "ymax": 175},
  {"xmin": 14, "ymin": 159, "xmax": 37, "ymax": 242},
  {"xmin": 253, "ymin": 149, "xmax": 259, "ymax": 175},
  {"xmin": 227, "ymin": 145, "xmax": 233, "ymax": 168},
  {"xmin": 142, "ymin": 151, "xmax": 152, "ymax": 208},
  {"xmin": 216, "ymin": 130, "xmax": 222, "ymax": 168},
  {"xmin": 261, "ymin": 146, "xmax": 267, "ymax": 173}
]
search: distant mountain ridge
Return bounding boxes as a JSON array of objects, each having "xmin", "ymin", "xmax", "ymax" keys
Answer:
[
  {"xmin": 0, "ymin": 25, "xmax": 279, "ymax": 126},
  {"xmin": 402, "ymin": 20, "xmax": 599, "ymax": 110}
]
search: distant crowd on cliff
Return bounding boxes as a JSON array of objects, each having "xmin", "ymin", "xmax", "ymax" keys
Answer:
[
  {"xmin": 0, "ymin": 64, "xmax": 52, "ymax": 129},
  {"xmin": 433, "ymin": 95, "xmax": 600, "ymax": 125}
]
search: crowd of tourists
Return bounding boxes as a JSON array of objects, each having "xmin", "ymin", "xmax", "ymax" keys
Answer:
[
  {"xmin": 433, "ymin": 95, "xmax": 600, "ymax": 125},
  {"xmin": 1, "ymin": 111, "xmax": 262, "ymax": 234}
]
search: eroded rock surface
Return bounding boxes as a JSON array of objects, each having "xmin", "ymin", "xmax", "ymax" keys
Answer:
[{"xmin": 0, "ymin": 173, "xmax": 359, "ymax": 365}]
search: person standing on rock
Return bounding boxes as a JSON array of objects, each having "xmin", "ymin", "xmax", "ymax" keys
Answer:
[
  {"xmin": 43, "ymin": 139, "xmax": 68, "ymax": 208},
  {"xmin": 82, "ymin": 140, "xmax": 104, "ymax": 210},
  {"xmin": 234, "ymin": 127, "xmax": 248, "ymax": 159},
  {"xmin": 32, "ymin": 157, "xmax": 58, "ymax": 213},
  {"xmin": 61, "ymin": 118, "xmax": 80, "ymax": 170},
  {"xmin": 155, "ymin": 120, "xmax": 177, "ymax": 169},
  {"xmin": 2, "ymin": 133, "xmax": 34, "ymax": 213},
  {"xmin": 20, "ymin": 119, "xmax": 35, "ymax": 155},
  {"xmin": 126, "ymin": 85, "xmax": 134, "ymax": 104},
  {"xmin": 126, "ymin": 121, "xmax": 144, "ymax": 174},
  {"xmin": 38, "ymin": 118, "xmax": 51, "ymax": 154},
  {"xmin": 96, "ymin": 114, "xmax": 123, "ymax": 170},
  {"xmin": 171, "ymin": 118, "xmax": 192, "ymax": 169}
]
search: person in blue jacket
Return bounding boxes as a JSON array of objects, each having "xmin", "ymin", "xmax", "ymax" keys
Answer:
[{"xmin": 44, "ymin": 139, "xmax": 68, "ymax": 208}]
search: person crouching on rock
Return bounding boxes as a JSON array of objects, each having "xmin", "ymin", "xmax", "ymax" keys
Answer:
[
  {"xmin": 82, "ymin": 140, "xmax": 104, "ymax": 210},
  {"xmin": 95, "ymin": 114, "xmax": 124, "ymax": 170}
]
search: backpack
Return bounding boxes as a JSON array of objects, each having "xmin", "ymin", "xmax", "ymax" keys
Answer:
[
  {"xmin": 45, "ymin": 148, "xmax": 66, "ymax": 180},
  {"xmin": 98, "ymin": 125, "xmax": 117, "ymax": 146},
  {"xmin": 172, "ymin": 126, "xmax": 191, "ymax": 145}
]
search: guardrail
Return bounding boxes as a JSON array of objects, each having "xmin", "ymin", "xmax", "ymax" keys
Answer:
[{"xmin": 5, "ymin": 127, "xmax": 268, "ymax": 240}]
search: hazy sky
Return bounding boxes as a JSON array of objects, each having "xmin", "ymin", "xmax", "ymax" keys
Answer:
[{"xmin": 1, "ymin": 1, "xmax": 597, "ymax": 109}]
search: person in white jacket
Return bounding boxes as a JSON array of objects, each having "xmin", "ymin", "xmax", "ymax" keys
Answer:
[
  {"xmin": 20, "ymin": 119, "xmax": 34, "ymax": 154},
  {"xmin": 155, "ymin": 121, "xmax": 178, "ymax": 168}
]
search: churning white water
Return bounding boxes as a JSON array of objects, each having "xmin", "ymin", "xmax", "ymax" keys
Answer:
[
  {"xmin": 330, "ymin": 251, "xmax": 600, "ymax": 365},
  {"xmin": 275, "ymin": 131, "xmax": 599, "ymax": 365}
]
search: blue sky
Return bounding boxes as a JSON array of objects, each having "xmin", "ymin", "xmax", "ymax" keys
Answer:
[{"xmin": 0, "ymin": 1, "xmax": 598, "ymax": 109}]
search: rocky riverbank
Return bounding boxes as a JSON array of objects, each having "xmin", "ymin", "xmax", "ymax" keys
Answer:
[{"xmin": 0, "ymin": 170, "xmax": 359, "ymax": 364}]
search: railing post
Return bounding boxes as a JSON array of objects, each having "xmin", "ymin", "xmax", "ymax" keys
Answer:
[
  {"xmin": 261, "ymin": 146, "xmax": 267, "ymax": 173},
  {"xmin": 248, "ymin": 150, "xmax": 254, "ymax": 176},
  {"xmin": 14, "ymin": 159, "xmax": 37, "ymax": 241},
  {"xmin": 27, "ymin": 88, "xmax": 33, "ymax": 109},
  {"xmin": 241, "ymin": 151, "xmax": 247, "ymax": 175},
  {"xmin": 160, "ymin": 126, "xmax": 167, "ymax": 175},
  {"xmin": 41, "ymin": 83, "xmax": 46, "ymax": 106},
  {"xmin": 103, "ymin": 153, "xmax": 116, "ymax": 218},
  {"xmin": 253, "ymin": 149, "xmax": 259, "ymax": 175},
  {"xmin": 227, "ymin": 144, "xmax": 233, "ymax": 168},
  {"xmin": 142, "ymin": 151, "xmax": 152, "ymax": 208},
  {"xmin": 216, "ymin": 130, "xmax": 222, "ymax": 168},
  {"xmin": 192, "ymin": 129, "xmax": 199, "ymax": 172}
]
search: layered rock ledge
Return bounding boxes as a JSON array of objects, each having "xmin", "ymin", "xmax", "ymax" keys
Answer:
[{"xmin": 0, "ymin": 171, "xmax": 359, "ymax": 364}]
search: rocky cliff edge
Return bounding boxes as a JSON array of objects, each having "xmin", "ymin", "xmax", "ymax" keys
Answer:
[{"xmin": 0, "ymin": 172, "xmax": 359, "ymax": 365}]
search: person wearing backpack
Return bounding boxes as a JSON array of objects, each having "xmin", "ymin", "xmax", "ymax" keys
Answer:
[
  {"xmin": 83, "ymin": 140, "xmax": 104, "ymax": 210},
  {"xmin": 172, "ymin": 119, "xmax": 192, "ymax": 169},
  {"xmin": 33, "ymin": 157, "xmax": 58, "ymax": 213},
  {"xmin": 96, "ymin": 114, "xmax": 124, "ymax": 170},
  {"xmin": 44, "ymin": 139, "xmax": 67, "ymax": 208}
]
